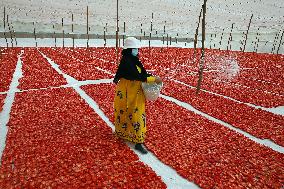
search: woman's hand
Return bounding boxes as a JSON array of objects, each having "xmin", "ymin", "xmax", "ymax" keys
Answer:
[{"xmin": 155, "ymin": 76, "xmax": 162, "ymax": 84}]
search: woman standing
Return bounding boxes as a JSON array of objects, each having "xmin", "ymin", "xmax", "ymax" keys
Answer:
[{"xmin": 113, "ymin": 37, "xmax": 162, "ymax": 154}]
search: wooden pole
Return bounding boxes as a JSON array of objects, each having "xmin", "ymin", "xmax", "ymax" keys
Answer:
[
  {"xmin": 276, "ymin": 30, "xmax": 284, "ymax": 54},
  {"xmin": 62, "ymin": 18, "xmax": 64, "ymax": 48},
  {"xmin": 193, "ymin": 8, "xmax": 203, "ymax": 61},
  {"xmin": 4, "ymin": 31, "xmax": 8, "ymax": 48},
  {"xmin": 166, "ymin": 34, "xmax": 169, "ymax": 47},
  {"xmin": 123, "ymin": 21, "xmax": 125, "ymax": 33},
  {"xmin": 240, "ymin": 32, "xmax": 245, "ymax": 51},
  {"xmin": 243, "ymin": 14, "xmax": 253, "ymax": 52},
  {"xmin": 116, "ymin": 0, "xmax": 119, "ymax": 64},
  {"xmin": 104, "ymin": 27, "xmax": 106, "ymax": 47},
  {"xmin": 7, "ymin": 22, "xmax": 14, "ymax": 47},
  {"xmin": 209, "ymin": 34, "xmax": 213, "ymax": 49},
  {"xmin": 213, "ymin": 34, "xmax": 217, "ymax": 48},
  {"xmin": 2, "ymin": 8, "xmax": 6, "ymax": 48},
  {"xmin": 3, "ymin": 7, "xmax": 5, "ymax": 29},
  {"xmin": 123, "ymin": 35, "xmax": 125, "ymax": 46},
  {"xmin": 196, "ymin": 0, "xmax": 207, "ymax": 94},
  {"xmin": 10, "ymin": 22, "xmax": 17, "ymax": 47},
  {"xmin": 32, "ymin": 22, "xmax": 37, "ymax": 47},
  {"xmin": 271, "ymin": 31, "xmax": 279, "ymax": 53},
  {"xmin": 87, "ymin": 6, "xmax": 89, "ymax": 48},
  {"xmin": 255, "ymin": 38, "xmax": 260, "ymax": 53},
  {"xmin": 253, "ymin": 27, "xmax": 260, "ymax": 52},
  {"xmin": 149, "ymin": 32, "xmax": 151, "ymax": 57},
  {"xmin": 227, "ymin": 23, "xmax": 234, "ymax": 51},
  {"xmin": 119, "ymin": 33, "xmax": 121, "ymax": 47},
  {"xmin": 53, "ymin": 24, "xmax": 57, "ymax": 47},
  {"xmin": 88, "ymin": 26, "xmax": 91, "ymax": 47},
  {"xmin": 6, "ymin": 15, "xmax": 14, "ymax": 47},
  {"xmin": 123, "ymin": 22, "xmax": 125, "ymax": 46},
  {"xmin": 229, "ymin": 24, "xmax": 235, "ymax": 50},
  {"xmin": 176, "ymin": 33, "xmax": 178, "ymax": 44},
  {"xmin": 219, "ymin": 28, "xmax": 225, "ymax": 50},
  {"xmin": 72, "ymin": 13, "xmax": 74, "ymax": 48}
]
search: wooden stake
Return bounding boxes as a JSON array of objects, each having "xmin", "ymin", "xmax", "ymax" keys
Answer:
[
  {"xmin": 104, "ymin": 27, "xmax": 106, "ymax": 47},
  {"xmin": 253, "ymin": 27, "xmax": 260, "ymax": 52},
  {"xmin": 53, "ymin": 24, "xmax": 57, "ymax": 47},
  {"xmin": 149, "ymin": 32, "xmax": 151, "ymax": 57},
  {"xmin": 123, "ymin": 34, "xmax": 125, "ymax": 46},
  {"xmin": 193, "ymin": 8, "xmax": 203, "ymax": 61},
  {"xmin": 88, "ymin": 26, "xmax": 90, "ymax": 47},
  {"xmin": 166, "ymin": 34, "xmax": 169, "ymax": 47},
  {"xmin": 255, "ymin": 38, "xmax": 260, "ymax": 53},
  {"xmin": 219, "ymin": 28, "xmax": 225, "ymax": 49},
  {"xmin": 72, "ymin": 14, "xmax": 74, "ymax": 32},
  {"xmin": 6, "ymin": 15, "xmax": 14, "ymax": 47},
  {"xmin": 7, "ymin": 22, "xmax": 13, "ymax": 47},
  {"xmin": 272, "ymin": 31, "xmax": 279, "ymax": 53},
  {"xmin": 33, "ymin": 22, "xmax": 37, "ymax": 47},
  {"xmin": 227, "ymin": 23, "xmax": 234, "ymax": 51},
  {"xmin": 243, "ymin": 14, "xmax": 253, "ymax": 52},
  {"xmin": 196, "ymin": 0, "xmax": 207, "ymax": 94},
  {"xmin": 10, "ymin": 22, "xmax": 17, "ymax": 47},
  {"xmin": 61, "ymin": 18, "xmax": 65, "ymax": 48},
  {"xmin": 176, "ymin": 33, "xmax": 178, "ymax": 44},
  {"xmin": 116, "ymin": 0, "xmax": 119, "ymax": 64},
  {"xmin": 123, "ymin": 22, "xmax": 125, "ymax": 33},
  {"xmin": 87, "ymin": 6, "xmax": 89, "ymax": 48},
  {"xmin": 209, "ymin": 34, "xmax": 213, "ymax": 49},
  {"xmin": 119, "ymin": 35, "xmax": 121, "ymax": 47},
  {"xmin": 72, "ymin": 14, "xmax": 74, "ymax": 48},
  {"xmin": 276, "ymin": 30, "xmax": 284, "ymax": 54},
  {"xmin": 3, "ymin": 7, "xmax": 5, "ymax": 29},
  {"xmin": 4, "ymin": 31, "xmax": 8, "ymax": 48}
]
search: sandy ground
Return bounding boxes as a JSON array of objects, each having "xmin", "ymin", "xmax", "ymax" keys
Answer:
[
  {"xmin": 0, "ymin": 0, "xmax": 283, "ymax": 43},
  {"xmin": 0, "ymin": 0, "xmax": 283, "ymax": 53},
  {"xmin": 1, "ymin": 37, "xmax": 283, "ymax": 54}
]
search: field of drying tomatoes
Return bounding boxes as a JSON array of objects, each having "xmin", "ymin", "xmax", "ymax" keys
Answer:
[{"xmin": 0, "ymin": 47, "xmax": 283, "ymax": 188}]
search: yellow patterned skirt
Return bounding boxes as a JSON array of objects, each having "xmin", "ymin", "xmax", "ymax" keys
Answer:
[{"xmin": 114, "ymin": 78, "xmax": 146, "ymax": 143}]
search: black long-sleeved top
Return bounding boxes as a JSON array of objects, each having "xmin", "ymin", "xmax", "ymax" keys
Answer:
[{"xmin": 113, "ymin": 51, "xmax": 151, "ymax": 84}]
